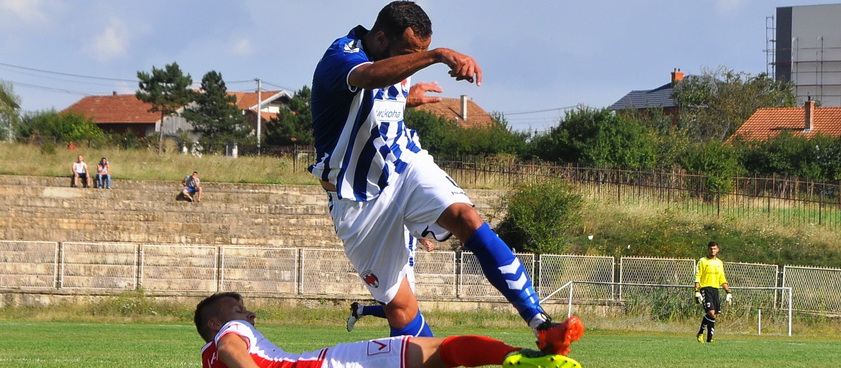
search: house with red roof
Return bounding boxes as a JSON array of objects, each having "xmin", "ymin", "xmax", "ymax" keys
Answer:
[
  {"xmin": 63, "ymin": 90, "xmax": 290, "ymax": 138},
  {"xmin": 729, "ymin": 100, "xmax": 841, "ymax": 142},
  {"xmin": 415, "ymin": 95, "xmax": 495, "ymax": 129}
]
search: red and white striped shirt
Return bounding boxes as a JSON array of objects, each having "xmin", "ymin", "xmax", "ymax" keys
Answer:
[{"xmin": 201, "ymin": 321, "xmax": 327, "ymax": 368}]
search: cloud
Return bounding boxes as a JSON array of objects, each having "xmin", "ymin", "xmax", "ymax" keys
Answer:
[
  {"xmin": 228, "ymin": 37, "xmax": 254, "ymax": 57},
  {"xmin": 714, "ymin": 0, "xmax": 748, "ymax": 16},
  {"xmin": 83, "ymin": 18, "xmax": 131, "ymax": 63},
  {"xmin": 0, "ymin": 0, "xmax": 47, "ymax": 23}
]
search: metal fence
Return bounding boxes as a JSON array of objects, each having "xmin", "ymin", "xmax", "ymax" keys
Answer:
[
  {"xmin": 438, "ymin": 160, "xmax": 841, "ymax": 230},
  {"xmin": 2, "ymin": 240, "xmax": 840, "ymax": 316}
]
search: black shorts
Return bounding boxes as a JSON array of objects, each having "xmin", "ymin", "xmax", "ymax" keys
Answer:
[{"xmin": 701, "ymin": 287, "xmax": 721, "ymax": 314}]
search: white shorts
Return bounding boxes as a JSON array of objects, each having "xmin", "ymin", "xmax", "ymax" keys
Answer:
[
  {"xmin": 327, "ymin": 152, "xmax": 472, "ymax": 304},
  {"xmin": 323, "ymin": 336, "xmax": 410, "ymax": 368}
]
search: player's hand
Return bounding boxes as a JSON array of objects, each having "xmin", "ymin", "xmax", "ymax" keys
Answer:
[
  {"xmin": 725, "ymin": 292, "xmax": 733, "ymax": 304},
  {"xmin": 418, "ymin": 238, "xmax": 435, "ymax": 252},
  {"xmin": 406, "ymin": 81, "xmax": 443, "ymax": 108},
  {"xmin": 694, "ymin": 292, "xmax": 703, "ymax": 304},
  {"xmin": 435, "ymin": 48, "xmax": 482, "ymax": 86}
]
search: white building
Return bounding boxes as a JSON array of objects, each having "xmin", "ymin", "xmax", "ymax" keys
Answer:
[{"xmin": 774, "ymin": 3, "xmax": 841, "ymax": 107}]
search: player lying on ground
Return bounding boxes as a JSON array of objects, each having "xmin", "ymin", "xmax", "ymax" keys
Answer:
[{"xmin": 195, "ymin": 292, "xmax": 582, "ymax": 368}]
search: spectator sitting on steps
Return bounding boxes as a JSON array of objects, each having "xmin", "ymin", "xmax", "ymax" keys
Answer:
[
  {"xmin": 71, "ymin": 155, "xmax": 90, "ymax": 188},
  {"xmin": 182, "ymin": 171, "xmax": 203, "ymax": 202}
]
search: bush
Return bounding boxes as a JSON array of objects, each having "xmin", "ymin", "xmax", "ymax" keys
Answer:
[
  {"xmin": 680, "ymin": 140, "xmax": 739, "ymax": 201},
  {"xmin": 496, "ymin": 179, "xmax": 583, "ymax": 254}
]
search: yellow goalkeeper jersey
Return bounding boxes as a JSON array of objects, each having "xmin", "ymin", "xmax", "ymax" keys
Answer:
[{"xmin": 695, "ymin": 257, "xmax": 728, "ymax": 288}]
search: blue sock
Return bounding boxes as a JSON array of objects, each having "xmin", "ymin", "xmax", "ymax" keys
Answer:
[
  {"xmin": 389, "ymin": 309, "xmax": 433, "ymax": 337},
  {"xmin": 361, "ymin": 305, "xmax": 387, "ymax": 318},
  {"xmin": 465, "ymin": 222, "xmax": 542, "ymax": 323}
]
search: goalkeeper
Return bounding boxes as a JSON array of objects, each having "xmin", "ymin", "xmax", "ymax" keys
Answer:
[{"xmin": 694, "ymin": 241, "xmax": 731, "ymax": 343}]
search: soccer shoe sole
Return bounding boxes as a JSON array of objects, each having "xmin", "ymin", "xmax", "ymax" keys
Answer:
[
  {"xmin": 536, "ymin": 316, "xmax": 585, "ymax": 355},
  {"xmin": 503, "ymin": 353, "xmax": 581, "ymax": 368}
]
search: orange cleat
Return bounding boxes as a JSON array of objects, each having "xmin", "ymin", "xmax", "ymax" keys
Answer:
[{"xmin": 535, "ymin": 316, "xmax": 585, "ymax": 355}]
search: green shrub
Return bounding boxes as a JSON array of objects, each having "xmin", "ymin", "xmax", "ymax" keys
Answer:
[{"xmin": 496, "ymin": 179, "xmax": 583, "ymax": 254}]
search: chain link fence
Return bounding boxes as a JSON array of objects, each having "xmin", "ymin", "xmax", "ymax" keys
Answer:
[
  {"xmin": 0, "ymin": 240, "xmax": 58, "ymax": 289},
  {"xmin": 140, "ymin": 245, "xmax": 218, "ymax": 292},
  {"xmin": 782, "ymin": 265, "xmax": 841, "ymax": 313},
  {"xmin": 60, "ymin": 242, "xmax": 137, "ymax": 290},
  {"xmin": 459, "ymin": 252, "xmax": 534, "ymax": 299},
  {"xmin": 2, "ymin": 242, "xmax": 840, "ymax": 317},
  {"xmin": 539, "ymin": 255, "xmax": 614, "ymax": 301},
  {"xmin": 220, "ymin": 247, "xmax": 298, "ymax": 294}
]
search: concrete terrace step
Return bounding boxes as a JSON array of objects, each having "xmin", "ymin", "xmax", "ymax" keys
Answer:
[{"xmin": 0, "ymin": 175, "xmax": 503, "ymax": 247}]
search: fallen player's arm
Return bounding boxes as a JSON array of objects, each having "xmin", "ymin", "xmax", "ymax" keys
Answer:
[{"xmin": 217, "ymin": 334, "xmax": 260, "ymax": 368}]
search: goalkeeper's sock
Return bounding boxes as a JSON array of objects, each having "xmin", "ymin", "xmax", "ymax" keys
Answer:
[
  {"xmin": 706, "ymin": 316, "xmax": 716, "ymax": 342},
  {"xmin": 697, "ymin": 316, "xmax": 707, "ymax": 336}
]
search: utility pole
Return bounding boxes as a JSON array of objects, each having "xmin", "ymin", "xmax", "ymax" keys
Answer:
[{"xmin": 255, "ymin": 78, "xmax": 262, "ymax": 154}]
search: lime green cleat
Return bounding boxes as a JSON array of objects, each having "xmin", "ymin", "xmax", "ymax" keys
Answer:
[
  {"xmin": 697, "ymin": 334, "xmax": 704, "ymax": 343},
  {"xmin": 503, "ymin": 349, "xmax": 581, "ymax": 368}
]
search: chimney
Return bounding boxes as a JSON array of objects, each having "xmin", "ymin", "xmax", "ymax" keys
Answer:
[
  {"xmin": 460, "ymin": 95, "xmax": 468, "ymax": 122},
  {"xmin": 805, "ymin": 97, "xmax": 815, "ymax": 131},
  {"xmin": 671, "ymin": 68, "xmax": 684, "ymax": 85}
]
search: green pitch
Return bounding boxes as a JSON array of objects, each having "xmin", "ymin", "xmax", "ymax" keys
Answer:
[{"xmin": 0, "ymin": 322, "xmax": 838, "ymax": 368}]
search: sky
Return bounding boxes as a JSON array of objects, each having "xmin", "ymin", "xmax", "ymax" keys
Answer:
[{"xmin": 2, "ymin": 0, "xmax": 840, "ymax": 133}]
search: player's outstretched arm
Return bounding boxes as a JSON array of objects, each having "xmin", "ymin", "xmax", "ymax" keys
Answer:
[
  {"xmin": 217, "ymin": 334, "xmax": 260, "ymax": 368},
  {"xmin": 349, "ymin": 49, "xmax": 482, "ymax": 90}
]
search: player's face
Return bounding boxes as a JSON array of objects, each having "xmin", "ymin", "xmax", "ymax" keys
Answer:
[
  {"xmin": 214, "ymin": 297, "xmax": 257, "ymax": 326},
  {"xmin": 387, "ymin": 27, "xmax": 430, "ymax": 58},
  {"xmin": 708, "ymin": 245, "xmax": 719, "ymax": 258}
]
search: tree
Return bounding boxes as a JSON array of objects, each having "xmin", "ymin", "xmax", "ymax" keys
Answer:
[
  {"xmin": 672, "ymin": 67, "xmax": 796, "ymax": 142},
  {"xmin": 405, "ymin": 109, "xmax": 528, "ymax": 158},
  {"xmin": 0, "ymin": 81, "xmax": 21, "ymax": 142},
  {"xmin": 265, "ymin": 86, "xmax": 313, "ymax": 146},
  {"xmin": 17, "ymin": 110, "xmax": 105, "ymax": 145},
  {"xmin": 528, "ymin": 107, "xmax": 658, "ymax": 170},
  {"xmin": 181, "ymin": 71, "xmax": 250, "ymax": 153},
  {"xmin": 136, "ymin": 62, "xmax": 194, "ymax": 153}
]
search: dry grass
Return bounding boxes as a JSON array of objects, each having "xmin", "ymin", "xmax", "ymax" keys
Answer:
[{"xmin": 0, "ymin": 143, "xmax": 317, "ymax": 185}]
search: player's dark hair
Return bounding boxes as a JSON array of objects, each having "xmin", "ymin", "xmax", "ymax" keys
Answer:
[
  {"xmin": 371, "ymin": 1, "xmax": 432, "ymax": 40},
  {"xmin": 708, "ymin": 241, "xmax": 719, "ymax": 248},
  {"xmin": 194, "ymin": 292, "xmax": 242, "ymax": 342}
]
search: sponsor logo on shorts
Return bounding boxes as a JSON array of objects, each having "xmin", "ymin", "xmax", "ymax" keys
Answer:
[
  {"xmin": 361, "ymin": 270, "xmax": 379, "ymax": 288},
  {"xmin": 367, "ymin": 339, "xmax": 391, "ymax": 355}
]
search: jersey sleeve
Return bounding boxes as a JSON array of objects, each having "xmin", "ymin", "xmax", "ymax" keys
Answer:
[
  {"xmin": 214, "ymin": 321, "xmax": 257, "ymax": 350},
  {"xmin": 317, "ymin": 37, "xmax": 372, "ymax": 94},
  {"xmin": 694, "ymin": 258, "xmax": 703, "ymax": 283},
  {"xmin": 718, "ymin": 263, "xmax": 729, "ymax": 286}
]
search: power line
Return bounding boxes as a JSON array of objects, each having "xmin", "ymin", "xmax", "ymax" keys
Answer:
[
  {"xmin": 502, "ymin": 105, "xmax": 577, "ymax": 116},
  {"xmin": 0, "ymin": 62, "xmax": 137, "ymax": 83},
  {"xmin": 7, "ymin": 80, "xmax": 97, "ymax": 96}
]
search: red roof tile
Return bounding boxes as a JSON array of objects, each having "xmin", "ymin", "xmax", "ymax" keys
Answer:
[
  {"xmin": 62, "ymin": 94, "xmax": 160, "ymax": 124},
  {"xmin": 730, "ymin": 106, "xmax": 841, "ymax": 141},
  {"xmin": 231, "ymin": 90, "xmax": 285, "ymax": 110},
  {"xmin": 415, "ymin": 97, "xmax": 495, "ymax": 128}
]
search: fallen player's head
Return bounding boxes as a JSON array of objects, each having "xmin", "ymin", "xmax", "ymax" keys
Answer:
[{"xmin": 194, "ymin": 292, "xmax": 256, "ymax": 342}]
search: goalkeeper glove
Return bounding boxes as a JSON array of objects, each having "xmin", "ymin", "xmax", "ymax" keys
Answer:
[
  {"xmin": 725, "ymin": 292, "xmax": 733, "ymax": 304},
  {"xmin": 694, "ymin": 291, "xmax": 703, "ymax": 304}
]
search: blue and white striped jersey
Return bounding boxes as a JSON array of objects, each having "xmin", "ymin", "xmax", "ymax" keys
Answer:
[{"xmin": 310, "ymin": 26, "xmax": 423, "ymax": 201}]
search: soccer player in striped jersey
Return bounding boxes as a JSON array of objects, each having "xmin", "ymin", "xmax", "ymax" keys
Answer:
[
  {"xmin": 309, "ymin": 0, "xmax": 582, "ymax": 355},
  {"xmin": 694, "ymin": 241, "xmax": 732, "ymax": 343},
  {"xmin": 195, "ymin": 292, "xmax": 581, "ymax": 368}
]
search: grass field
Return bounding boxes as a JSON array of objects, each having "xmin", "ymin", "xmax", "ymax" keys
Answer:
[{"xmin": 0, "ymin": 321, "xmax": 838, "ymax": 368}]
